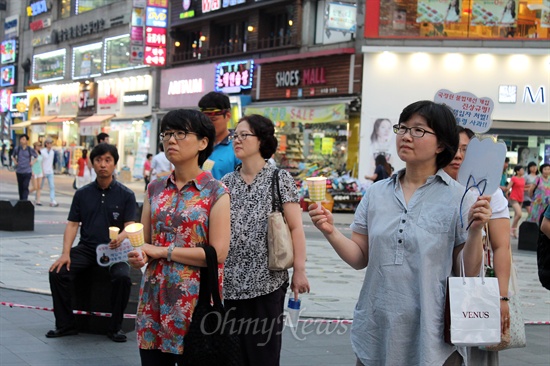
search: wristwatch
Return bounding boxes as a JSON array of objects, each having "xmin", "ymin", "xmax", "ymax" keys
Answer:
[{"xmin": 167, "ymin": 243, "xmax": 175, "ymax": 261}]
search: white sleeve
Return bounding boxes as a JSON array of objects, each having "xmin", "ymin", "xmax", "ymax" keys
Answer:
[{"xmin": 490, "ymin": 189, "xmax": 509, "ymax": 220}]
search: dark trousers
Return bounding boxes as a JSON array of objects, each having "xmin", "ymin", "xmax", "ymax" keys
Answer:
[
  {"xmin": 49, "ymin": 244, "xmax": 131, "ymax": 332},
  {"xmin": 16, "ymin": 172, "xmax": 32, "ymax": 200},
  {"xmin": 224, "ymin": 283, "xmax": 288, "ymax": 366},
  {"xmin": 139, "ymin": 349, "xmax": 184, "ymax": 366}
]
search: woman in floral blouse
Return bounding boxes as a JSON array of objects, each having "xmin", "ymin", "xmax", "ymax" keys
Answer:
[
  {"xmin": 128, "ymin": 109, "xmax": 230, "ymax": 365},
  {"xmin": 221, "ymin": 114, "xmax": 310, "ymax": 366}
]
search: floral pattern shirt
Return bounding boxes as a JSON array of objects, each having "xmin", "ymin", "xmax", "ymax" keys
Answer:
[
  {"xmin": 221, "ymin": 163, "xmax": 299, "ymax": 300},
  {"xmin": 136, "ymin": 171, "xmax": 228, "ymax": 354}
]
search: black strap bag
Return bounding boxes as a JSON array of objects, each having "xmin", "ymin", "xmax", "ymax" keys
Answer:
[{"xmin": 183, "ymin": 245, "xmax": 244, "ymax": 366}]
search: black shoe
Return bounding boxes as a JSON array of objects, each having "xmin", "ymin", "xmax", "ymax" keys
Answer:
[
  {"xmin": 45, "ymin": 326, "xmax": 78, "ymax": 338},
  {"xmin": 107, "ymin": 329, "xmax": 127, "ymax": 342}
]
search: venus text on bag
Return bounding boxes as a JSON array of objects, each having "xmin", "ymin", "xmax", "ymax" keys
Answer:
[{"xmin": 462, "ymin": 311, "xmax": 490, "ymax": 318}]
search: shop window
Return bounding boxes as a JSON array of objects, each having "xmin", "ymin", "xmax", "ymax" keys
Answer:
[
  {"xmin": 76, "ymin": 0, "xmax": 118, "ymax": 15},
  {"xmin": 259, "ymin": 6, "xmax": 295, "ymax": 48},
  {"xmin": 173, "ymin": 30, "xmax": 202, "ymax": 61},
  {"xmin": 104, "ymin": 35, "xmax": 142, "ymax": 73},
  {"xmin": 72, "ymin": 42, "xmax": 103, "ymax": 79},
  {"xmin": 60, "ymin": 0, "xmax": 72, "ymax": 18},
  {"xmin": 210, "ymin": 21, "xmax": 247, "ymax": 56},
  {"xmin": 374, "ymin": 0, "xmax": 548, "ymax": 39}
]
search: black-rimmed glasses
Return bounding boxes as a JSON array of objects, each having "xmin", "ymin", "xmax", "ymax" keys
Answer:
[
  {"xmin": 159, "ymin": 131, "xmax": 197, "ymax": 142},
  {"xmin": 393, "ymin": 124, "xmax": 436, "ymax": 138},
  {"xmin": 229, "ymin": 133, "xmax": 256, "ymax": 142}
]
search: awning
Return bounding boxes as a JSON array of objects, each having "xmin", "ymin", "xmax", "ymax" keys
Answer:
[
  {"xmin": 29, "ymin": 116, "xmax": 56, "ymax": 124},
  {"xmin": 80, "ymin": 114, "xmax": 115, "ymax": 124},
  {"xmin": 10, "ymin": 121, "xmax": 31, "ymax": 129},
  {"xmin": 111, "ymin": 114, "xmax": 151, "ymax": 122},
  {"xmin": 48, "ymin": 116, "xmax": 76, "ymax": 123}
]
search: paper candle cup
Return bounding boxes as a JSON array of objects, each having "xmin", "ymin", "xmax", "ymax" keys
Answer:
[
  {"xmin": 125, "ymin": 223, "xmax": 144, "ymax": 248},
  {"xmin": 109, "ymin": 227, "xmax": 120, "ymax": 241},
  {"xmin": 306, "ymin": 177, "xmax": 327, "ymax": 203}
]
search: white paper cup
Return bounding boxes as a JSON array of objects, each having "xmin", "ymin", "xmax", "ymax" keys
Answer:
[
  {"xmin": 125, "ymin": 223, "xmax": 144, "ymax": 248},
  {"xmin": 109, "ymin": 227, "xmax": 120, "ymax": 241},
  {"xmin": 306, "ymin": 177, "xmax": 327, "ymax": 203}
]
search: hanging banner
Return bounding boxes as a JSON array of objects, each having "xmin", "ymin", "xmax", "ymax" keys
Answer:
[
  {"xmin": 417, "ymin": 0, "xmax": 462, "ymax": 23},
  {"xmin": 245, "ymin": 104, "xmax": 347, "ymax": 124},
  {"xmin": 471, "ymin": 0, "xmax": 518, "ymax": 26}
]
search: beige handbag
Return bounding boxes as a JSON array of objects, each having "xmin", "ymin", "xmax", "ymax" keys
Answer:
[{"xmin": 267, "ymin": 169, "xmax": 294, "ymax": 271}]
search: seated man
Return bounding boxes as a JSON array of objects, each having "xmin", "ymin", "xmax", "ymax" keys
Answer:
[{"xmin": 47, "ymin": 144, "xmax": 137, "ymax": 342}]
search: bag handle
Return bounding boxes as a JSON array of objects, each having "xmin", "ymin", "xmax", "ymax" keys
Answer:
[
  {"xmin": 459, "ymin": 247, "xmax": 487, "ymax": 284},
  {"xmin": 271, "ymin": 169, "xmax": 284, "ymax": 214},
  {"xmin": 198, "ymin": 245, "xmax": 223, "ymax": 307}
]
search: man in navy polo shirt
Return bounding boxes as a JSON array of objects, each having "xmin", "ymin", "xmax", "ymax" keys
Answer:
[
  {"xmin": 198, "ymin": 91, "xmax": 241, "ymax": 179},
  {"xmin": 47, "ymin": 144, "xmax": 137, "ymax": 343}
]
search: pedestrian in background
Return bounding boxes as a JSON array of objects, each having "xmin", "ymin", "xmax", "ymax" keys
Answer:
[
  {"xmin": 524, "ymin": 161, "xmax": 539, "ymax": 214},
  {"xmin": 500, "ymin": 157, "xmax": 510, "ymax": 194},
  {"xmin": 150, "ymin": 145, "xmax": 172, "ymax": 181},
  {"xmin": 222, "ymin": 114, "xmax": 310, "ymax": 366},
  {"xmin": 29, "ymin": 141, "xmax": 44, "ymax": 205},
  {"xmin": 128, "ymin": 109, "xmax": 230, "ymax": 365},
  {"xmin": 198, "ymin": 91, "xmax": 241, "ymax": 179},
  {"xmin": 41, "ymin": 138, "xmax": 59, "ymax": 207},
  {"xmin": 142, "ymin": 153, "xmax": 153, "ymax": 191},
  {"xmin": 76, "ymin": 149, "xmax": 91, "ymax": 188},
  {"xmin": 443, "ymin": 126, "xmax": 511, "ymax": 365},
  {"xmin": 90, "ymin": 132, "xmax": 110, "ymax": 182},
  {"xmin": 364, "ymin": 153, "xmax": 392, "ymax": 182},
  {"xmin": 526, "ymin": 163, "xmax": 550, "ymax": 224},
  {"xmin": 12, "ymin": 134, "xmax": 37, "ymax": 201},
  {"xmin": 309, "ymin": 101, "xmax": 492, "ymax": 365},
  {"xmin": 507, "ymin": 165, "xmax": 525, "ymax": 238}
]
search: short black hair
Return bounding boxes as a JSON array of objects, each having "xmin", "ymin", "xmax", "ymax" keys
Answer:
[
  {"xmin": 160, "ymin": 109, "xmax": 215, "ymax": 166},
  {"xmin": 504, "ymin": 157, "xmax": 510, "ymax": 163},
  {"xmin": 540, "ymin": 163, "xmax": 550, "ymax": 171},
  {"xmin": 198, "ymin": 91, "xmax": 231, "ymax": 110},
  {"xmin": 20, "ymin": 134, "xmax": 29, "ymax": 141},
  {"xmin": 456, "ymin": 126, "xmax": 475, "ymax": 139},
  {"xmin": 97, "ymin": 132, "xmax": 109, "ymax": 143},
  {"xmin": 398, "ymin": 101, "xmax": 458, "ymax": 170},
  {"xmin": 239, "ymin": 114, "xmax": 278, "ymax": 159},
  {"xmin": 90, "ymin": 143, "xmax": 119, "ymax": 165},
  {"xmin": 527, "ymin": 161, "xmax": 538, "ymax": 174},
  {"xmin": 513, "ymin": 165, "xmax": 523, "ymax": 174},
  {"xmin": 146, "ymin": 153, "xmax": 153, "ymax": 159}
]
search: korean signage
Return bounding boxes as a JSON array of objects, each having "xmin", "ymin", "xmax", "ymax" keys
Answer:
[
  {"xmin": 57, "ymin": 20, "xmax": 106, "ymax": 43},
  {"xmin": 27, "ymin": 0, "xmax": 49, "ymax": 17},
  {"xmin": 146, "ymin": 7, "xmax": 168, "ymax": 27},
  {"xmin": 160, "ymin": 63, "xmax": 216, "ymax": 109},
  {"xmin": 30, "ymin": 17, "xmax": 52, "ymax": 31},
  {"xmin": 123, "ymin": 90, "xmax": 149, "ymax": 106},
  {"xmin": 130, "ymin": 7, "xmax": 145, "ymax": 64},
  {"xmin": 10, "ymin": 93, "xmax": 28, "ymax": 112},
  {"xmin": 32, "ymin": 49, "xmax": 66, "ymax": 83},
  {"xmin": 144, "ymin": 46, "xmax": 166, "ymax": 66},
  {"xmin": 98, "ymin": 80, "xmax": 120, "ymax": 113},
  {"xmin": 1, "ymin": 65, "xmax": 15, "ymax": 87},
  {"xmin": 215, "ymin": 60, "xmax": 254, "ymax": 94},
  {"xmin": 145, "ymin": 27, "xmax": 167, "ymax": 47},
  {"xmin": 4, "ymin": 15, "xmax": 19, "ymax": 38},
  {"xmin": 202, "ymin": 0, "xmax": 244, "ymax": 13},
  {"xmin": 326, "ymin": 2, "xmax": 357, "ymax": 33},
  {"xmin": 0, "ymin": 89, "xmax": 11, "ymax": 113},
  {"xmin": 1, "ymin": 40, "xmax": 17, "ymax": 64},
  {"xmin": 148, "ymin": 0, "xmax": 168, "ymax": 6},
  {"xmin": 434, "ymin": 89, "xmax": 494, "ymax": 133}
]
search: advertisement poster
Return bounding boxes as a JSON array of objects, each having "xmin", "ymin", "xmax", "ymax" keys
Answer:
[
  {"xmin": 471, "ymin": 0, "xmax": 518, "ymax": 26},
  {"xmin": 545, "ymin": 144, "xmax": 550, "ymax": 164},
  {"xmin": 1, "ymin": 40, "xmax": 17, "ymax": 64},
  {"xmin": 542, "ymin": 0, "xmax": 550, "ymax": 28},
  {"xmin": 364, "ymin": 117, "xmax": 398, "ymax": 181},
  {"xmin": 417, "ymin": 0, "xmax": 461, "ymax": 23},
  {"xmin": 517, "ymin": 146, "xmax": 539, "ymax": 167},
  {"xmin": 1, "ymin": 65, "xmax": 15, "ymax": 87}
]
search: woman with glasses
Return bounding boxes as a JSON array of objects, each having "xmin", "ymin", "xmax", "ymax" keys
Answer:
[
  {"xmin": 127, "ymin": 109, "xmax": 230, "ymax": 365},
  {"xmin": 309, "ymin": 100, "xmax": 492, "ymax": 365},
  {"xmin": 221, "ymin": 114, "xmax": 310, "ymax": 366}
]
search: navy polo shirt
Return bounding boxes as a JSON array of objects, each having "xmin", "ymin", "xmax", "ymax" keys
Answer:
[{"xmin": 68, "ymin": 179, "xmax": 137, "ymax": 247}]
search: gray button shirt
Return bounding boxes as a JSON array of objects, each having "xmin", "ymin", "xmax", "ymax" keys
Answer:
[
  {"xmin": 14, "ymin": 146, "xmax": 37, "ymax": 174},
  {"xmin": 350, "ymin": 169, "xmax": 472, "ymax": 366}
]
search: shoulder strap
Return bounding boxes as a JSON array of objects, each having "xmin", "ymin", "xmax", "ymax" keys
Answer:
[
  {"xmin": 198, "ymin": 245, "xmax": 222, "ymax": 307},
  {"xmin": 271, "ymin": 169, "xmax": 283, "ymax": 213}
]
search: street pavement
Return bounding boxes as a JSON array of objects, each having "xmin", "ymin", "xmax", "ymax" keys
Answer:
[{"xmin": 0, "ymin": 167, "xmax": 549, "ymax": 365}]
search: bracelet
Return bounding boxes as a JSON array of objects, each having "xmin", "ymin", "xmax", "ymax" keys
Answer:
[
  {"xmin": 500, "ymin": 296, "xmax": 510, "ymax": 302},
  {"xmin": 167, "ymin": 243, "xmax": 175, "ymax": 261}
]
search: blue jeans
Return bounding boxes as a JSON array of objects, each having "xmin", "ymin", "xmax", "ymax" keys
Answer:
[{"xmin": 41, "ymin": 173, "xmax": 56, "ymax": 203}]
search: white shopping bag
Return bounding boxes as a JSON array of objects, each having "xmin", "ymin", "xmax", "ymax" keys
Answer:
[{"xmin": 444, "ymin": 254, "xmax": 501, "ymax": 347}]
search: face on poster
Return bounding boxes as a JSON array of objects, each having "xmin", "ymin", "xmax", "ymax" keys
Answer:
[
  {"xmin": 417, "ymin": 0, "xmax": 462, "ymax": 24},
  {"xmin": 471, "ymin": 0, "xmax": 518, "ymax": 26},
  {"xmin": 542, "ymin": 0, "xmax": 550, "ymax": 28},
  {"xmin": 517, "ymin": 146, "xmax": 539, "ymax": 167},
  {"xmin": 364, "ymin": 117, "xmax": 398, "ymax": 177}
]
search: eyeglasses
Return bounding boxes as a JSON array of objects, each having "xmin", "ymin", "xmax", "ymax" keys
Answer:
[
  {"xmin": 458, "ymin": 147, "xmax": 467, "ymax": 155},
  {"xmin": 201, "ymin": 109, "xmax": 228, "ymax": 117},
  {"xmin": 159, "ymin": 130, "xmax": 197, "ymax": 142},
  {"xmin": 393, "ymin": 124, "xmax": 436, "ymax": 138},
  {"xmin": 229, "ymin": 133, "xmax": 256, "ymax": 142}
]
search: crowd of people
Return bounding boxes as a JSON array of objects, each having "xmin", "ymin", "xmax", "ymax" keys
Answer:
[{"xmin": 7, "ymin": 92, "xmax": 543, "ymax": 366}]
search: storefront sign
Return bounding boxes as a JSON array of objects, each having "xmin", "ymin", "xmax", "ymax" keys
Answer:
[
  {"xmin": 275, "ymin": 67, "xmax": 326, "ymax": 88},
  {"xmin": 215, "ymin": 60, "xmax": 254, "ymax": 94},
  {"xmin": 44, "ymin": 88, "xmax": 61, "ymax": 115},
  {"xmin": 326, "ymin": 2, "xmax": 357, "ymax": 33},
  {"xmin": 32, "ymin": 49, "xmax": 66, "ymax": 83},
  {"xmin": 30, "ymin": 17, "xmax": 52, "ymax": 31},
  {"xmin": 145, "ymin": 27, "xmax": 167, "ymax": 47},
  {"xmin": 523, "ymin": 86, "xmax": 546, "ymax": 105},
  {"xmin": 148, "ymin": 0, "xmax": 168, "ymax": 7},
  {"xmin": 57, "ymin": 20, "xmax": 106, "ymax": 43},
  {"xmin": 202, "ymin": 0, "xmax": 221, "ymax": 13},
  {"xmin": 146, "ymin": 7, "xmax": 168, "ymax": 27},
  {"xmin": 0, "ymin": 89, "xmax": 11, "ymax": 112},
  {"xmin": 10, "ymin": 93, "xmax": 28, "ymax": 112},
  {"xmin": 27, "ymin": 0, "xmax": 49, "ymax": 17},
  {"xmin": 144, "ymin": 46, "xmax": 166, "ymax": 66},
  {"xmin": 78, "ymin": 82, "xmax": 96, "ymax": 115},
  {"xmin": 123, "ymin": 90, "xmax": 149, "ymax": 106},
  {"xmin": 160, "ymin": 63, "xmax": 216, "ymax": 108},
  {"xmin": 32, "ymin": 34, "xmax": 52, "ymax": 47},
  {"xmin": 434, "ymin": 89, "xmax": 494, "ymax": 133},
  {"xmin": 4, "ymin": 15, "xmax": 19, "ymax": 38},
  {"xmin": 245, "ymin": 104, "xmax": 347, "ymax": 124},
  {"xmin": 1, "ymin": 40, "xmax": 17, "ymax": 64},
  {"xmin": 1, "ymin": 65, "xmax": 15, "ymax": 86}
]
